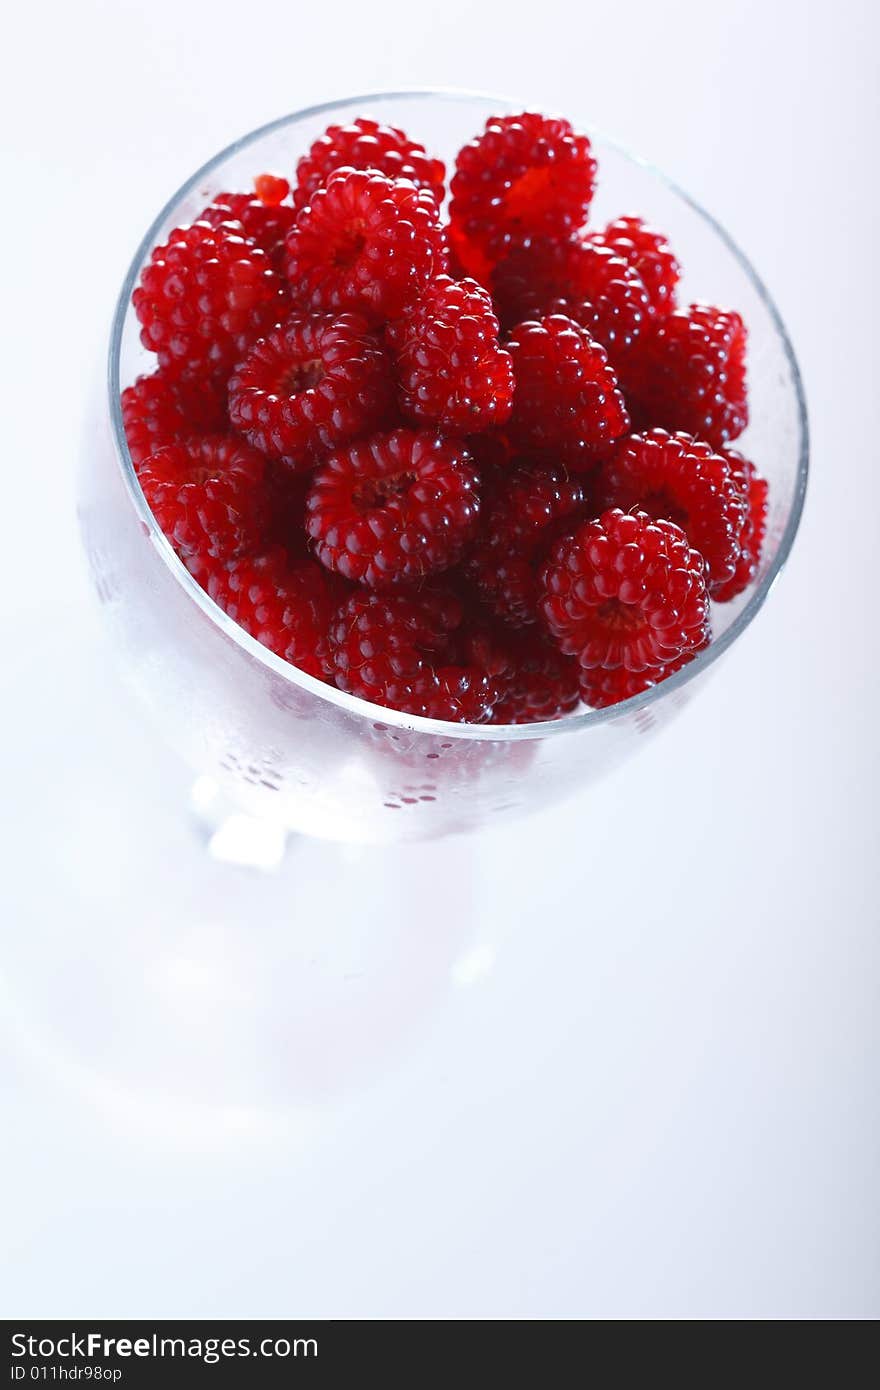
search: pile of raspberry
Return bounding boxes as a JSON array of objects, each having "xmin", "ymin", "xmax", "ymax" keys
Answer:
[{"xmin": 124, "ymin": 112, "xmax": 766, "ymax": 724}]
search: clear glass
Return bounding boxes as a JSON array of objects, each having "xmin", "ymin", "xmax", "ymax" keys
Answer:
[{"xmin": 79, "ymin": 89, "xmax": 808, "ymax": 844}]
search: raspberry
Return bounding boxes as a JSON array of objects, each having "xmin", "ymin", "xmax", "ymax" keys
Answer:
[
  {"xmin": 327, "ymin": 591, "xmax": 502, "ymax": 721},
  {"xmin": 386, "ymin": 275, "xmax": 513, "ymax": 432},
  {"xmin": 306, "ymin": 428, "xmax": 480, "ymax": 588},
  {"xmin": 293, "ymin": 117, "xmax": 445, "ymax": 212},
  {"xmin": 135, "ymin": 435, "xmax": 267, "ymax": 566},
  {"xmin": 580, "ymin": 646, "xmax": 704, "ymax": 708},
  {"xmin": 540, "ymin": 508, "xmax": 710, "ymax": 674},
  {"xmin": 121, "ymin": 371, "xmax": 227, "ymax": 467},
  {"xmin": 597, "ymin": 429, "xmax": 747, "ymax": 593},
  {"xmin": 493, "ymin": 238, "xmax": 650, "ymax": 362},
  {"xmin": 467, "ymin": 464, "xmax": 587, "ymax": 626},
  {"xmin": 588, "ymin": 216, "xmax": 680, "ymax": 317},
  {"xmin": 629, "ymin": 303, "xmax": 748, "ymax": 449},
  {"xmin": 450, "ymin": 113, "xmax": 597, "ymax": 262},
  {"xmin": 507, "ymin": 315, "xmax": 630, "ymax": 467},
  {"xmin": 228, "ymin": 312, "xmax": 394, "ymax": 467},
  {"xmin": 204, "ymin": 546, "xmax": 336, "ymax": 680},
  {"xmin": 133, "ymin": 220, "xmax": 287, "ymax": 380},
  {"xmin": 200, "ymin": 192, "xmax": 297, "ymax": 271},
  {"xmin": 284, "ymin": 168, "xmax": 444, "ymax": 323},
  {"xmin": 491, "ymin": 631, "xmax": 581, "ymax": 723},
  {"xmin": 712, "ymin": 451, "xmax": 769, "ymax": 601}
]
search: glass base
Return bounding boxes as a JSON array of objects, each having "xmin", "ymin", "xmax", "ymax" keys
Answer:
[{"xmin": 0, "ymin": 608, "xmax": 484, "ymax": 1147}]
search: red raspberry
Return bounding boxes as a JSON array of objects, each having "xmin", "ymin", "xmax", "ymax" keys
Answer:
[
  {"xmin": 712, "ymin": 451, "xmax": 769, "ymax": 602},
  {"xmin": 199, "ymin": 192, "xmax": 297, "ymax": 271},
  {"xmin": 467, "ymin": 464, "xmax": 588, "ymax": 626},
  {"xmin": 450, "ymin": 113, "xmax": 597, "ymax": 262},
  {"xmin": 540, "ymin": 508, "xmax": 710, "ymax": 674},
  {"xmin": 121, "ymin": 371, "xmax": 227, "ymax": 467},
  {"xmin": 507, "ymin": 315, "xmax": 630, "ymax": 468},
  {"xmin": 306, "ymin": 428, "xmax": 480, "ymax": 588},
  {"xmin": 580, "ymin": 646, "xmax": 704, "ymax": 708},
  {"xmin": 588, "ymin": 216, "xmax": 680, "ymax": 317},
  {"xmin": 327, "ymin": 591, "xmax": 502, "ymax": 722},
  {"xmin": 228, "ymin": 313, "xmax": 394, "ymax": 467},
  {"xmin": 284, "ymin": 168, "xmax": 444, "ymax": 323},
  {"xmin": 629, "ymin": 303, "xmax": 748, "ymax": 449},
  {"xmin": 386, "ymin": 275, "xmax": 513, "ymax": 432},
  {"xmin": 293, "ymin": 117, "xmax": 445, "ymax": 212},
  {"xmin": 493, "ymin": 238, "xmax": 650, "ymax": 363},
  {"xmin": 136, "ymin": 435, "xmax": 267, "ymax": 566},
  {"xmin": 597, "ymin": 429, "xmax": 747, "ymax": 594},
  {"xmin": 203, "ymin": 546, "xmax": 336, "ymax": 680},
  {"xmin": 491, "ymin": 631, "xmax": 581, "ymax": 724},
  {"xmin": 134, "ymin": 220, "xmax": 287, "ymax": 380}
]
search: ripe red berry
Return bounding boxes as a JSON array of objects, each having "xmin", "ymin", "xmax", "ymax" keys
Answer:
[
  {"xmin": 451, "ymin": 113, "xmax": 597, "ymax": 263},
  {"xmin": 493, "ymin": 237, "xmax": 651, "ymax": 363},
  {"xmin": 294, "ymin": 117, "xmax": 445, "ymax": 212},
  {"xmin": 121, "ymin": 371, "xmax": 227, "ymax": 467},
  {"xmin": 387, "ymin": 275, "xmax": 513, "ymax": 432},
  {"xmin": 540, "ymin": 508, "xmax": 710, "ymax": 674},
  {"xmin": 134, "ymin": 220, "xmax": 287, "ymax": 380},
  {"xmin": 327, "ymin": 591, "xmax": 502, "ymax": 722},
  {"xmin": 306, "ymin": 428, "xmax": 480, "ymax": 588},
  {"xmin": 712, "ymin": 450, "xmax": 769, "ymax": 601},
  {"xmin": 136, "ymin": 435, "xmax": 267, "ymax": 566},
  {"xmin": 284, "ymin": 168, "xmax": 444, "ymax": 323},
  {"xmin": 579, "ymin": 646, "xmax": 704, "ymax": 708},
  {"xmin": 199, "ymin": 193, "xmax": 296, "ymax": 271},
  {"xmin": 467, "ymin": 464, "xmax": 588, "ymax": 626},
  {"xmin": 629, "ymin": 302, "xmax": 748, "ymax": 449},
  {"xmin": 597, "ymin": 429, "xmax": 748, "ymax": 594},
  {"xmin": 228, "ymin": 312, "xmax": 394, "ymax": 467},
  {"xmin": 491, "ymin": 630, "xmax": 581, "ymax": 723},
  {"xmin": 203, "ymin": 546, "xmax": 336, "ymax": 680},
  {"xmin": 588, "ymin": 216, "xmax": 680, "ymax": 317},
  {"xmin": 507, "ymin": 315, "xmax": 630, "ymax": 467}
]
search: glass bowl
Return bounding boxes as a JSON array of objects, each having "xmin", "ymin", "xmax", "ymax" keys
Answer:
[{"xmin": 79, "ymin": 89, "xmax": 808, "ymax": 844}]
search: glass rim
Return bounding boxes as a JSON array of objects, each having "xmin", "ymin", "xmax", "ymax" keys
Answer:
[{"xmin": 107, "ymin": 86, "xmax": 810, "ymax": 744}]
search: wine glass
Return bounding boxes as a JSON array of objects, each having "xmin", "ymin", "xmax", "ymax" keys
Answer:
[{"xmin": 79, "ymin": 89, "xmax": 809, "ymax": 847}]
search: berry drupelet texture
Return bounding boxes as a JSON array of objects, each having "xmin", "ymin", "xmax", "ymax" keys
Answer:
[
  {"xmin": 387, "ymin": 275, "xmax": 514, "ymax": 432},
  {"xmin": 597, "ymin": 429, "xmax": 747, "ymax": 594},
  {"xmin": 467, "ymin": 464, "xmax": 588, "ymax": 627},
  {"xmin": 204, "ymin": 546, "xmax": 337, "ymax": 680},
  {"xmin": 629, "ymin": 302, "xmax": 748, "ymax": 448},
  {"xmin": 228, "ymin": 312, "xmax": 394, "ymax": 467},
  {"xmin": 588, "ymin": 216, "xmax": 680, "ymax": 318},
  {"xmin": 490, "ymin": 630, "xmax": 581, "ymax": 724},
  {"xmin": 493, "ymin": 237, "xmax": 651, "ymax": 365},
  {"xmin": 326, "ymin": 591, "xmax": 503, "ymax": 722},
  {"xmin": 450, "ymin": 112, "xmax": 597, "ymax": 265},
  {"xmin": 294, "ymin": 117, "xmax": 445, "ymax": 212},
  {"xmin": 306, "ymin": 428, "xmax": 481, "ymax": 589},
  {"xmin": 199, "ymin": 191, "xmax": 297, "ymax": 271},
  {"xmin": 133, "ymin": 220, "xmax": 288, "ymax": 381},
  {"xmin": 507, "ymin": 314, "xmax": 630, "ymax": 467},
  {"xmin": 135, "ymin": 435, "xmax": 267, "ymax": 569},
  {"xmin": 284, "ymin": 168, "xmax": 444, "ymax": 323},
  {"xmin": 539, "ymin": 508, "xmax": 710, "ymax": 675},
  {"xmin": 121, "ymin": 371, "xmax": 228, "ymax": 467},
  {"xmin": 712, "ymin": 450, "xmax": 769, "ymax": 601}
]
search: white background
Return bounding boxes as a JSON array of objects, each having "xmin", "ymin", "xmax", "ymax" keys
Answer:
[{"xmin": 1, "ymin": 0, "xmax": 878, "ymax": 1319}]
